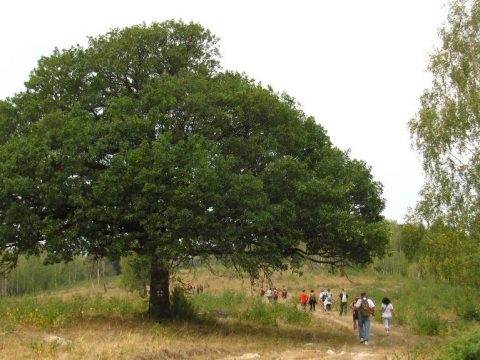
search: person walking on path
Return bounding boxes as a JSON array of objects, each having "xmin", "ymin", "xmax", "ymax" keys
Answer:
[
  {"xmin": 319, "ymin": 289, "xmax": 326, "ymax": 312},
  {"xmin": 300, "ymin": 289, "xmax": 308, "ymax": 310},
  {"xmin": 355, "ymin": 292, "xmax": 375, "ymax": 345},
  {"xmin": 308, "ymin": 290, "xmax": 317, "ymax": 311},
  {"xmin": 324, "ymin": 289, "xmax": 333, "ymax": 312},
  {"xmin": 339, "ymin": 288, "xmax": 348, "ymax": 316},
  {"xmin": 281, "ymin": 286, "xmax": 288, "ymax": 302},
  {"xmin": 351, "ymin": 296, "xmax": 360, "ymax": 330},
  {"xmin": 273, "ymin": 288, "xmax": 279, "ymax": 303},
  {"xmin": 265, "ymin": 288, "xmax": 273, "ymax": 303},
  {"xmin": 381, "ymin": 297, "xmax": 395, "ymax": 335}
]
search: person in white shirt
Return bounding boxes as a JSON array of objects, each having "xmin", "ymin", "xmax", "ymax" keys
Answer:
[
  {"xmin": 324, "ymin": 289, "xmax": 333, "ymax": 312},
  {"xmin": 319, "ymin": 289, "xmax": 326, "ymax": 312},
  {"xmin": 354, "ymin": 292, "xmax": 375, "ymax": 345},
  {"xmin": 381, "ymin": 297, "xmax": 395, "ymax": 335},
  {"xmin": 339, "ymin": 289, "xmax": 348, "ymax": 316},
  {"xmin": 265, "ymin": 288, "xmax": 273, "ymax": 303}
]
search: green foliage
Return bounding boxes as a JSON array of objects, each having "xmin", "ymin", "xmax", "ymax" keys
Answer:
[
  {"xmin": 348, "ymin": 276, "xmax": 480, "ymax": 333},
  {"xmin": 399, "ymin": 222, "xmax": 425, "ymax": 262},
  {"xmin": 408, "ymin": 0, "xmax": 480, "ymax": 290},
  {"xmin": 190, "ymin": 290, "xmax": 247, "ymax": 318},
  {"xmin": 437, "ymin": 330, "xmax": 480, "ymax": 360},
  {"xmin": 413, "ymin": 311, "xmax": 446, "ymax": 336},
  {"xmin": 421, "ymin": 222, "xmax": 480, "ymax": 287},
  {"xmin": 372, "ymin": 251, "xmax": 409, "ymax": 276},
  {"xmin": 170, "ymin": 287, "xmax": 197, "ymax": 321},
  {"xmin": 0, "ymin": 294, "xmax": 144, "ymax": 329},
  {"xmin": 371, "ymin": 221, "xmax": 414, "ymax": 277},
  {"xmin": 456, "ymin": 295, "xmax": 480, "ymax": 322},
  {"xmin": 120, "ymin": 255, "xmax": 150, "ymax": 296},
  {"xmin": 409, "ymin": 0, "xmax": 480, "ymax": 244},
  {"xmin": 0, "ymin": 20, "xmax": 389, "ymax": 318},
  {"xmin": 0, "ymin": 255, "xmax": 115, "ymax": 295},
  {"xmin": 190, "ymin": 289, "xmax": 310, "ymax": 326}
]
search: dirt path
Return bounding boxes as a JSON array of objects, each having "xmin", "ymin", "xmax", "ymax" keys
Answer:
[
  {"xmin": 225, "ymin": 309, "xmax": 413, "ymax": 360},
  {"xmin": 305, "ymin": 309, "xmax": 409, "ymax": 359}
]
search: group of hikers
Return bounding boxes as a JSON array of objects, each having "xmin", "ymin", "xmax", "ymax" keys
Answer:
[
  {"xmin": 299, "ymin": 288, "xmax": 340, "ymax": 313},
  {"xmin": 258, "ymin": 285, "xmax": 288, "ymax": 302},
  {"xmin": 298, "ymin": 288, "xmax": 396, "ymax": 345},
  {"xmin": 259, "ymin": 285, "xmax": 395, "ymax": 345},
  {"xmin": 186, "ymin": 283, "xmax": 204, "ymax": 295}
]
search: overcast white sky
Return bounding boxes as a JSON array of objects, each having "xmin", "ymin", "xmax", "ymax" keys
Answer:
[{"xmin": 0, "ymin": 0, "xmax": 449, "ymax": 222}]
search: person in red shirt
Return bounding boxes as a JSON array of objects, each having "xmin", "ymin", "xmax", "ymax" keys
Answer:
[{"xmin": 299, "ymin": 289, "xmax": 308, "ymax": 310}]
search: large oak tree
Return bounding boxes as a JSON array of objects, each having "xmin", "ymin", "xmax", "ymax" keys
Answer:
[{"xmin": 0, "ymin": 21, "xmax": 388, "ymax": 319}]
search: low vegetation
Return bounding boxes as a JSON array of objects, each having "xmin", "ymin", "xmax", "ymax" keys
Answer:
[{"xmin": 0, "ymin": 261, "xmax": 478, "ymax": 359}]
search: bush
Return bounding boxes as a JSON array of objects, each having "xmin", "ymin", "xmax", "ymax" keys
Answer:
[
  {"xmin": 242, "ymin": 303, "xmax": 277, "ymax": 325},
  {"xmin": 437, "ymin": 330, "xmax": 480, "ymax": 360},
  {"xmin": 120, "ymin": 255, "xmax": 150, "ymax": 297},
  {"xmin": 456, "ymin": 301, "xmax": 480, "ymax": 322},
  {"xmin": 413, "ymin": 311, "xmax": 446, "ymax": 336},
  {"xmin": 170, "ymin": 287, "xmax": 197, "ymax": 321},
  {"xmin": 190, "ymin": 290, "xmax": 247, "ymax": 317}
]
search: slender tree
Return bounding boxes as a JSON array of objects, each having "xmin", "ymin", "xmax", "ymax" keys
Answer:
[
  {"xmin": 0, "ymin": 21, "xmax": 388, "ymax": 319},
  {"xmin": 409, "ymin": 0, "xmax": 480, "ymax": 231}
]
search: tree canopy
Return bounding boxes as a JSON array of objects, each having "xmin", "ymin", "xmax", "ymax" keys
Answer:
[
  {"xmin": 409, "ymin": 0, "xmax": 480, "ymax": 232},
  {"xmin": 0, "ymin": 21, "xmax": 388, "ymax": 318}
]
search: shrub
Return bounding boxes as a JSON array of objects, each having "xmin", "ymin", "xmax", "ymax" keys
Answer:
[
  {"xmin": 170, "ymin": 287, "xmax": 197, "ymax": 321},
  {"xmin": 190, "ymin": 290, "xmax": 247, "ymax": 317},
  {"xmin": 413, "ymin": 311, "xmax": 446, "ymax": 336},
  {"xmin": 242, "ymin": 303, "xmax": 276, "ymax": 325},
  {"xmin": 436, "ymin": 330, "xmax": 480, "ymax": 360},
  {"xmin": 456, "ymin": 300, "xmax": 480, "ymax": 322}
]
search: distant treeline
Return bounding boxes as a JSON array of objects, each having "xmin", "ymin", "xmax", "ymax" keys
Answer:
[
  {"xmin": 0, "ymin": 255, "xmax": 118, "ymax": 296},
  {"xmin": 372, "ymin": 221, "xmax": 480, "ymax": 287}
]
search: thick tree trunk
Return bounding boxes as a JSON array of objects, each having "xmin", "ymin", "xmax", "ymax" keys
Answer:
[{"xmin": 149, "ymin": 251, "xmax": 171, "ymax": 319}]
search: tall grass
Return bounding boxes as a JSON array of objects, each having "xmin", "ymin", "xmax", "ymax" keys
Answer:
[
  {"xmin": 190, "ymin": 290, "xmax": 310, "ymax": 326},
  {"xmin": 346, "ymin": 277, "xmax": 480, "ymax": 334},
  {"xmin": 436, "ymin": 329, "xmax": 480, "ymax": 360},
  {"xmin": 0, "ymin": 294, "xmax": 146, "ymax": 329}
]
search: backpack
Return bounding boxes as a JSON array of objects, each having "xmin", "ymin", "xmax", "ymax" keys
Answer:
[
  {"xmin": 326, "ymin": 292, "xmax": 332, "ymax": 303},
  {"xmin": 360, "ymin": 298, "xmax": 371, "ymax": 317}
]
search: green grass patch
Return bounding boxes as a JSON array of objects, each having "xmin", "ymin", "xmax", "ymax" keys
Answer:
[
  {"xmin": 190, "ymin": 290, "xmax": 310, "ymax": 326},
  {"xmin": 0, "ymin": 294, "xmax": 146, "ymax": 329},
  {"xmin": 189, "ymin": 289, "xmax": 248, "ymax": 318},
  {"xmin": 436, "ymin": 329, "xmax": 480, "ymax": 360}
]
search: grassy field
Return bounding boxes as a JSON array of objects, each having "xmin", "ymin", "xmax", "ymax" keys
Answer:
[{"xmin": 0, "ymin": 266, "xmax": 478, "ymax": 359}]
